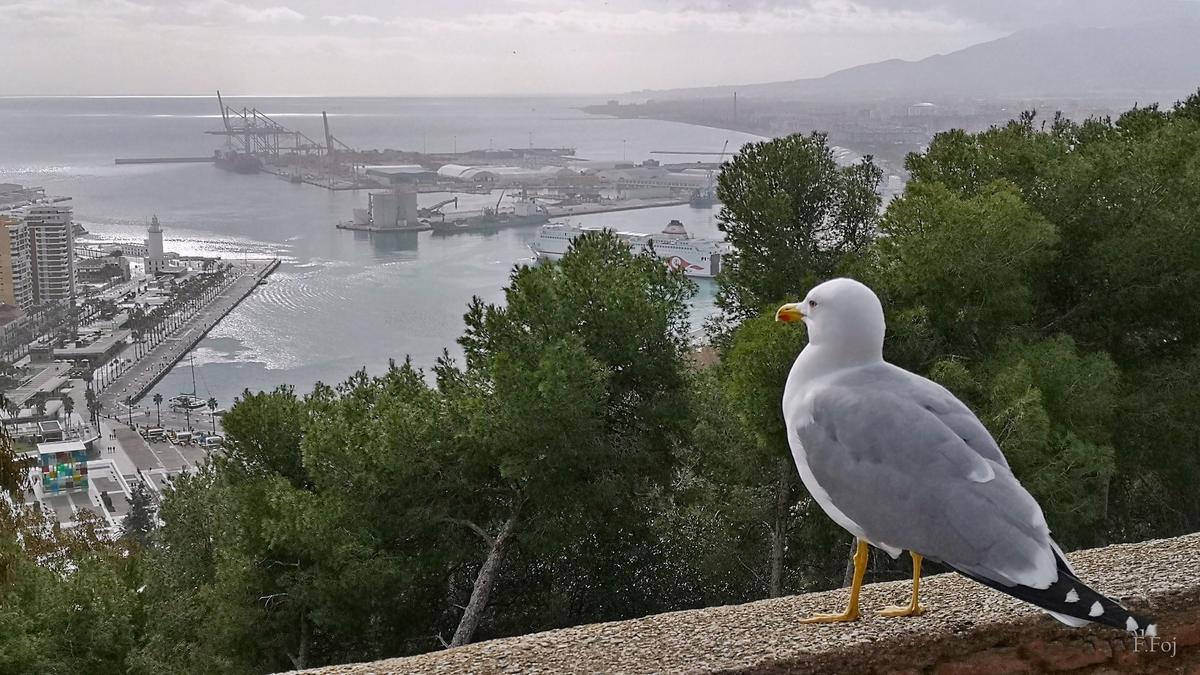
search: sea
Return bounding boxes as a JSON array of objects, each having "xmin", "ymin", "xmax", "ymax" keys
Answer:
[{"xmin": 0, "ymin": 96, "xmax": 779, "ymax": 408}]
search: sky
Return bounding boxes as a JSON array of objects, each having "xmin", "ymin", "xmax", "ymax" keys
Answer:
[{"xmin": 0, "ymin": 0, "xmax": 1194, "ymax": 96}]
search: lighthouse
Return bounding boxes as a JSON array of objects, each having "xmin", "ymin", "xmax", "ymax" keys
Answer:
[{"xmin": 145, "ymin": 215, "xmax": 165, "ymax": 275}]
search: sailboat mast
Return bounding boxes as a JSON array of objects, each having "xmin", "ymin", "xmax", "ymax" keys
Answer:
[{"xmin": 190, "ymin": 354, "xmax": 197, "ymax": 396}]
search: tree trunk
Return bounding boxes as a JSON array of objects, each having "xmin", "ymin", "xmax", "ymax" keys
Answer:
[
  {"xmin": 769, "ymin": 456, "xmax": 793, "ymax": 598},
  {"xmin": 287, "ymin": 611, "xmax": 310, "ymax": 671},
  {"xmin": 449, "ymin": 505, "xmax": 521, "ymax": 648}
]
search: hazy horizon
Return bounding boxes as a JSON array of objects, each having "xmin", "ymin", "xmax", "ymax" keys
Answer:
[{"xmin": 3, "ymin": 0, "xmax": 1197, "ymax": 97}]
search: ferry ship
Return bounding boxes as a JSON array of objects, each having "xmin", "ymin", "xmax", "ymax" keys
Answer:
[{"xmin": 529, "ymin": 220, "xmax": 731, "ymax": 278}]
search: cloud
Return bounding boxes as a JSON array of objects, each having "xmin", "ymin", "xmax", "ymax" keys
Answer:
[
  {"xmin": 606, "ymin": 0, "xmax": 1200, "ymax": 31},
  {"xmin": 322, "ymin": 14, "xmax": 384, "ymax": 27},
  {"xmin": 0, "ymin": 0, "xmax": 152, "ymax": 24},
  {"xmin": 834, "ymin": 0, "xmax": 1200, "ymax": 30},
  {"xmin": 396, "ymin": 2, "xmax": 973, "ymax": 36},
  {"xmin": 185, "ymin": 0, "xmax": 304, "ymax": 24}
]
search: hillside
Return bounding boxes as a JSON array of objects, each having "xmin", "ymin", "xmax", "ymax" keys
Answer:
[{"xmin": 639, "ymin": 21, "xmax": 1200, "ymax": 102}]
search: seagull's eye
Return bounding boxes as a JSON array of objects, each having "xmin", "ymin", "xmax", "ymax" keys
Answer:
[{"xmin": 808, "ymin": 300, "xmax": 818, "ymax": 308}]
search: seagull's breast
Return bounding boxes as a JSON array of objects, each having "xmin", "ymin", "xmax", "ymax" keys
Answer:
[
  {"xmin": 783, "ymin": 362, "xmax": 901, "ymax": 557},
  {"xmin": 785, "ymin": 388, "xmax": 873, "ymax": 544}
]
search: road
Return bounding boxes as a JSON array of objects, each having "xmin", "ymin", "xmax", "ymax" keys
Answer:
[{"xmin": 97, "ymin": 259, "xmax": 276, "ymax": 433}]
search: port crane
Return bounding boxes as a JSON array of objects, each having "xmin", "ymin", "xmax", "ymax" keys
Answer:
[
  {"xmin": 482, "ymin": 188, "xmax": 508, "ymax": 217},
  {"xmin": 207, "ymin": 91, "xmax": 355, "ymax": 161},
  {"xmin": 418, "ymin": 197, "xmax": 458, "ymax": 220},
  {"xmin": 706, "ymin": 140, "xmax": 730, "ymax": 195},
  {"xmin": 688, "ymin": 140, "xmax": 728, "ymax": 207},
  {"xmin": 207, "ymin": 91, "xmax": 323, "ymax": 157}
]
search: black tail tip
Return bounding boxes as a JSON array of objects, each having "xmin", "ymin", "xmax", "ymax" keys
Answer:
[{"xmin": 1128, "ymin": 614, "xmax": 1159, "ymax": 637}]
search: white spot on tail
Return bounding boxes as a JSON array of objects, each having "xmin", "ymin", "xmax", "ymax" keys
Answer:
[
  {"xmin": 1126, "ymin": 616, "xmax": 1139, "ymax": 632},
  {"xmin": 1146, "ymin": 624, "xmax": 1158, "ymax": 637},
  {"xmin": 1065, "ymin": 588, "xmax": 1079, "ymax": 603},
  {"xmin": 1089, "ymin": 601, "xmax": 1103, "ymax": 617}
]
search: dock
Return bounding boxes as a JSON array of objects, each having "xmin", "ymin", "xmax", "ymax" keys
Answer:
[
  {"xmin": 115, "ymin": 157, "xmax": 215, "ymax": 165},
  {"xmin": 335, "ymin": 222, "xmax": 431, "ymax": 233},
  {"xmin": 259, "ymin": 164, "xmax": 376, "ymax": 191},
  {"xmin": 543, "ymin": 198, "xmax": 689, "ymax": 217},
  {"xmin": 97, "ymin": 258, "xmax": 280, "ymax": 411}
]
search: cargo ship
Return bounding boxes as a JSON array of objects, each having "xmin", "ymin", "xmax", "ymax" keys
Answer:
[
  {"xmin": 430, "ymin": 194, "xmax": 549, "ymax": 235},
  {"xmin": 529, "ymin": 219, "xmax": 731, "ymax": 278},
  {"xmin": 213, "ymin": 150, "xmax": 261, "ymax": 174}
]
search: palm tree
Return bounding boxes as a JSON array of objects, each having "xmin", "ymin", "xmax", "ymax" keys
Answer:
[
  {"xmin": 62, "ymin": 396, "xmax": 74, "ymax": 427},
  {"xmin": 84, "ymin": 387, "xmax": 96, "ymax": 413},
  {"xmin": 207, "ymin": 397, "xmax": 218, "ymax": 434},
  {"xmin": 153, "ymin": 393, "xmax": 163, "ymax": 427},
  {"xmin": 126, "ymin": 396, "xmax": 133, "ymax": 427}
]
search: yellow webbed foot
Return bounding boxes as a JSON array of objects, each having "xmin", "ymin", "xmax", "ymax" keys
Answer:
[
  {"xmin": 878, "ymin": 603, "xmax": 925, "ymax": 618},
  {"xmin": 798, "ymin": 609, "xmax": 861, "ymax": 624}
]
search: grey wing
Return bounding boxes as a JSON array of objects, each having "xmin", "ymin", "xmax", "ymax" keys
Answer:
[
  {"xmin": 837, "ymin": 363, "xmax": 1010, "ymax": 470},
  {"xmin": 795, "ymin": 378, "xmax": 1056, "ymax": 589}
]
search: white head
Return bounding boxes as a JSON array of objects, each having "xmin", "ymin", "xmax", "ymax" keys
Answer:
[{"xmin": 775, "ymin": 278, "xmax": 885, "ymax": 363}]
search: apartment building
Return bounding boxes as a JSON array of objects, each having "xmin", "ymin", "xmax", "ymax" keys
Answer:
[
  {"xmin": 24, "ymin": 205, "xmax": 76, "ymax": 304},
  {"xmin": 0, "ymin": 214, "xmax": 34, "ymax": 311}
]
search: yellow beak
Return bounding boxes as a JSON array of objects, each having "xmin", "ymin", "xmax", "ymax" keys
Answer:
[{"xmin": 776, "ymin": 303, "xmax": 804, "ymax": 323}]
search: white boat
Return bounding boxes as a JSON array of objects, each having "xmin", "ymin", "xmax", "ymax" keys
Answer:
[
  {"xmin": 170, "ymin": 355, "xmax": 211, "ymax": 410},
  {"xmin": 169, "ymin": 394, "xmax": 208, "ymax": 410},
  {"xmin": 529, "ymin": 219, "xmax": 731, "ymax": 278}
]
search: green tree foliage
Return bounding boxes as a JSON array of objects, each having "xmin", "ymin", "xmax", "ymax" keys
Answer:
[
  {"xmin": 712, "ymin": 131, "xmax": 883, "ymax": 337},
  {"xmin": 906, "ymin": 100, "xmax": 1200, "ymax": 365},
  {"xmin": 122, "ymin": 480, "xmax": 157, "ymax": 548},
  {"xmin": 699, "ymin": 131, "xmax": 884, "ymax": 597},
  {"xmin": 445, "ymin": 231, "xmax": 695, "ymax": 644},
  {"xmin": 220, "ymin": 386, "xmax": 310, "ymax": 489},
  {"xmin": 688, "ymin": 325, "xmax": 848, "ymax": 598},
  {"xmin": 875, "ymin": 181, "xmax": 1058, "ymax": 363},
  {"xmin": 133, "ymin": 231, "xmax": 699, "ymax": 668},
  {"xmin": 1, "ymin": 502, "xmax": 142, "ymax": 675},
  {"xmin": 0, "ymin": 421, "xmax": 31, "ymax": 498},
  {"xmin": 879, "ymin": 93, "xmax": 1200, "ymax": 545}
]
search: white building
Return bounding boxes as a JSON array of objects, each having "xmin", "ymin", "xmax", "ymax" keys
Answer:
[
  {"xmin": 436, "ymin": 164, "xmax": 577, "ymax": 185},
  {"xmin": 907, "ymin": 102, "xmax": 939, "ymax": 117},
  {"xmin": 21, "ymin": 443, "xmax": 140, "ymax": 534},
  {"xmin": 23, "ymin": 205, "xmax": 76, "ymax": 304},
  {"xmin": 0, "ymin": 214, "xmax": 33, "ymax": 311}
]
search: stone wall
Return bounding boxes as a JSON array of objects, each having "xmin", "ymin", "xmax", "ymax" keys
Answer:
[{"xmin": 291, "ymin": 533, "xmax": 1200, "ymax": 674}]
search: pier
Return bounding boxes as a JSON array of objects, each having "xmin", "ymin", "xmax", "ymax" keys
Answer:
[
  {"xmin": 543, "ymin": 197, "xmax": 689, "ymax": 217},
  {"xmin": 335, "ymin": 221, "xmax": 431, "ymax": 233},
  {"xmin": 114, "ymin": 157, "xmax": 214, "ymax": 165},
  {"xmin": 97, "ymin": 258, "xmax": 280, "ymax": 418}
]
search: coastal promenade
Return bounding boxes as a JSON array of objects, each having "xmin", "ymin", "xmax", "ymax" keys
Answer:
[{"xmin": 98, "ymin": 258, "xmax": 279, "ymax": 422}]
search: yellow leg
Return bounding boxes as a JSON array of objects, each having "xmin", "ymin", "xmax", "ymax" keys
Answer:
[
  {"xmin": 879, "ymin": 552, "xmax": 925, "ymax": 617},
  {"xmin": 800, "ymin": 539, "xmax": 868, "ymax": 623}
]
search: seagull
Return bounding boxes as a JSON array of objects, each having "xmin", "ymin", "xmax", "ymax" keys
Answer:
[{"xmin": 775, "ymin": 278, "xmax": 1155, "ymax": 635}]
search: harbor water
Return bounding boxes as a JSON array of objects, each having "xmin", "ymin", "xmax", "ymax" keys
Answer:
[{"xmin": 0, "ymin": 96, "xmax": 765, "ymax": 407}]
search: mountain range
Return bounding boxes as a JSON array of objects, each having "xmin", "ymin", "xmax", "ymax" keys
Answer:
[{"xmin": 638, "ymin": 21, "xmax": 1200, "ymax": 102}]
